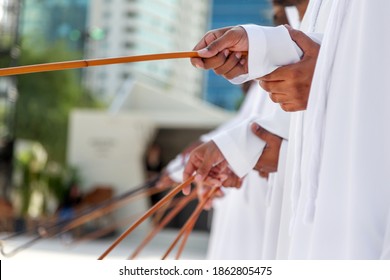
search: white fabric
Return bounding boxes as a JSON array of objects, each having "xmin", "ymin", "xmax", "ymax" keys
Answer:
[
  {"xmin": 230, "ymin": 25, "xmax": 303, "ymax": 85},
  {"xmin": 277, "ymin": 0, "xmax": 333, "ymax": 259},
  {"xmin": 212, "ymin": 24, "xmax": 301, "ymax": 178},
  {"xmin": 165, "ymin": 154, "xmax": 185, "ymax": 183},
  {"xmin": 165, "ymin": 83, "xmax": 271, "ymax": 260},
  {"xmin": 207, "ymin": 83, "xmax": 290, "ymax": 259},
  {"xmin": 288, "ymin": 0, "xmax": 390, "ymax": 259},
  {"xmin": 260, "ymin": 139, "xmax": 288, "ymax": 259},
  {"xmin": 206, "ymin": 171, "xmax": 268, "ymax": 259},
  {"xmin": 285, "ymin": 6, "xmax": 301, "ymax": 29},
  {"xmin": 165, "ymin": 83, "xmax": 268, "ymax": 182},
  {"xmin": 208, "ymin": 20, "xmax": 308, "ymax": 260}
]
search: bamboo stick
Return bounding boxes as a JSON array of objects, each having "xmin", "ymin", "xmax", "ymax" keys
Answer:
[
  {"xmin": 98, "ymin": 175, "xmax": 195, "ymax": 260},
  {"xmin": 161, "ymin": 187, "xmax": 218, "ymax": 260},
  {"xmin": 0, "ymin": 51, "xmax": 248, "ymax": 77},
  {"xmin": 129, "ymin": 192, "xmax": 197, "ymax": 260},
  {"xmin": 0, "ymin": 52, "xmax": 199, "ymax": 76}
]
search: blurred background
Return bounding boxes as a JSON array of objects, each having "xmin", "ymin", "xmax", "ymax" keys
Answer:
[{"xmin": 0, "ymin": 0, "xmax": 274, "ymax": 259}]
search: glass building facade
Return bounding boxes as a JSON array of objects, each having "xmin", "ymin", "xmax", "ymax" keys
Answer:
[
  {"xmin": 21, "ymin": 0, "xmax": 89, "ymax": 53},
  {"xmin": 205, "ymin": 0, "xmax": 273, "ymax": 111}
]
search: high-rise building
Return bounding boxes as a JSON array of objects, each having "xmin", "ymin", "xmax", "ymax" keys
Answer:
[
  {"xmin": 0, "ymin": 0, "xmax": 22, "ymax": 200},
  {"xmin": 85, "ymin": 0, "xmax": 210, "ymax": 102},
  {"xmin": 206, "ymin": 0, "xmax": 273, "ymax": 110},
  {"xmin": 20, "ymin": 0, "xmax": 89, "ymax": 53}
]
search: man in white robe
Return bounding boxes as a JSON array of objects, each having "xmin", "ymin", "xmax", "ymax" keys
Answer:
[
  {"xmin": 186, "ymin": 0, "xmax": 390, "ymax": 259},
  {"xmin": 183, "ymin": 0, "xmax": 331, "ymax": 259},
  {"xmin": 162, "ymin": 81, "xmax": 290, "ymax": 259},
  {"xmin": 281, "ymin": 0, "xmax": 390, "ymax": 259}
]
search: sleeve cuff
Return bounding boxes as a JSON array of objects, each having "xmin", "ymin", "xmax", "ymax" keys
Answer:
[{"xmin": 212, "ymin": 122, "xmax": 266, "ymax": 178}]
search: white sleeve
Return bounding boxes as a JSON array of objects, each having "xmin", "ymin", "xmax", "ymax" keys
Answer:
[
  {"xmin": 230, "ymin": 24, "xmax": 303, "ymax": 84},
  {"xmin": 166, "ymin": 154, "xmax": 185, "ymax": 182},
  {"xmin": 212, "ymin": 118, "xmax": 266, "ymax": 178},
  {"xmin": 211, "ymin": 103, "xmax": 290, "ymax": 178}
]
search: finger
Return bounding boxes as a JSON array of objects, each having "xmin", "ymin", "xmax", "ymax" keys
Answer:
[
  {"xmin": 191, "ymin": 27, "xmax": 232, "ymax": 68},
  {"xmin": 219, "ymin": 53, "xmax": 248, "ymax": 80},
  {"xmin": 259, "ymin": 80, "xmax": 290, "ymax": 94},
  {"xmin": 259, "ymin": 171, "xmax": 269, "ymax": 179},
  {"xmin": 196, "ymin": 157, "xmax": 217, "ymax": 182},
  {"xmin": 203, "ymin": 50, "xmax": 230, "ymax": 70},
  {"xmin": 197, "ymin": 27, "xmax": 247, "ymax": 58},
  {"xmin": 203, "ymin": 177, "xmax": 223, "ymax": 188},
  {"xmin": 251, "ymin": 123, "xmax": 268, "ymax": 142},
  {"xmin": 259, "ymin": 65, "xmax": 291, "ymax": 82},
  {"xmin": 213, "ymin": 52, "xmax": 243, "ymax": 76},
  {"xmin": 285, "ymin": 25, "xmax": 319, "ymax": 56},
  {"xmin": 190, "ymin": 57, "xmax": 205, "ymax": 69},
  {"xmin": 268, "ymin": 92, "xmax": 290, "ymax": 104},
  {"xmin": 251, "ymin": 123, "xmax": 281, "ymax": 144},
  {"xmin": 182, "ymin": 184, "xmax": 192, "ymax": 196},
  {"xmin": 280, "ymin": 102, "xmax": 302, "ymax": 112},
  {"xmin": 183, "ymin": 155, "xmax": 200, "ymax": 181}
]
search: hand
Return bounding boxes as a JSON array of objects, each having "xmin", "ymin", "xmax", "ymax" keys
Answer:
[
  {"xmin": 251, "ymin": 123, "xmax": 283, "ymax": 178},
  {"xmin": 191, "ymin": 26, "xmax": 249, "ymax": 80},
  {"xmin": 196, "ymin": 182, "xmax": 224, "ymax": 211},
  {"xmin": 183, "ymin": 141, "xmax": 228, "ymax": 194},
  {"xmin": 258, "ymin": 25, "xmax": 320, "ymax": 112},
  {"xmin": 180, "ymin": 140, "xmax": 203, "ymax": 160},
  {"xmin": 221, "ymin": 169, "xmax": 243, "ymax": 188},
  {"xmin": 197, "ymin": 169, "xmax": 243, "ymax": 210}
]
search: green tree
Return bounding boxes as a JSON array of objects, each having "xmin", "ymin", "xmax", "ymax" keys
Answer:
[{"xmin": 15, "ymin": 41, "xmax": 102, "ymax": 164}]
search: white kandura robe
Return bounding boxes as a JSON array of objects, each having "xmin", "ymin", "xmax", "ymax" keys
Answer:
[
  {"xmin": 166, "ymin": 82, "xmax": 286, "ymax": 259},
  {"xmin": 288, "ymin": 0, "xmax": 390, "ymax": 259},
  {"xmin": 205, "ymin": 24, "xmax": 302, "ymax": 259},
  {"xmin": 216, "ymin": 1, "xmax": 333, "ymax": 259},
  {"xmin": 277, "ymin": 0, "xmax": 332, "ymax": 259},
  {"xmin": 206, "ymin": 82, "xmax": 287, "ymax": 260},
  {"xmin": 205, "ymin": 24, "xmax": 310, "ymax": 259}
]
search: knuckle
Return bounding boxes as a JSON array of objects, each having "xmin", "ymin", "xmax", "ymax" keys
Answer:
[
  {"xmin": 260, "ymin": 81, "xmax": 270, "ymax": 92},
  {"xmin": 280, "ymin": 103, "xmax": 292, "ymax": 112},
  {"xmin": 269, "ymin": 93, "xmax": 279, "ymax": 103},
  {"xmin": 214, "ymin": 68, "xmax": 225, "ymax": 75}
]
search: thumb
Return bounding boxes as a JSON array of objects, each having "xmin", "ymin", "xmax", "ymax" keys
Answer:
[
  {"xmin": 251, "ymin": 123, "xmax": 268, "ymax": 142},
  {"xmin": 198, "ymin": 27, "xmax": 247, "ymax": 58},
  {"xmin": 285, "ymin": 25, "xmax": 319, "ymax": 56}
]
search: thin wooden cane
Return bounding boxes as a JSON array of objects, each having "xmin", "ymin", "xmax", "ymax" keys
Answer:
[
  {"xmin": 71, "ymin": 193, "xmax": 191, "ymax": 248},
  {"xmin": 0, "ymin": 236, "xmax": 42, "ymax": 258},
  {"xmin": 152, "ymin": 198, "xmax": 172, "ymax": 226},
  {"xmin": 97, "ymin": 175, "xmax": 195, "ymax": 260},
  {"xmin": 175, "ymin": 205, "xmax": 202, "ymax": 260},
  {"xmin": 161, "ymin": 187, "xmax": 219, "ymax": 260},
  {"xmin": 0, "ymin": 52, "xmax": 198, "ymax": 77},
  {"xmin": 1, "ymin": 177, "xmax": 159, "ymax": 243},
  {"xmin": 0, "ymin": 51, "xmax": 248, "ymax": 77},
  {"xmin": 129, "ymin": 192, "xmax": 197, "ymax": 260},
  {"xmin": 152, "ymin": 189, "xmax": 189, "ymax": 226},
  {"xmin": 0, "ymin": 183, "xmax": 168, "ymax": 257},
  {"xmin": 58, "ymin": 184, "xmax": 169, "ymax": 234},
  {"xmin": 67, "ymin": 212, "xmax": 141, "ymax": 247}
]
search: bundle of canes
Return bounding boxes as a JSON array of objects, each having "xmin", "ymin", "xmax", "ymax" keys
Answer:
[
  {"xmin": 161, "ymin": 187, "xmax": 219, "ymax": 260},
  {"xmin": 98, "ymin": 175, "xmax": 196, "ymax": 259},
  {"xmin": 0, "ymin": 175, "xmax": 168, "ymax": 257},
  {"xmin": 69, "ymin": 192, "xmax": 196, "ymax": 248},
  {"xmin": 98, "ymin": 176, "xmax": 219, "ymax": 260},
  {"xmin": 0, "ymin": 50, "xmax": 239, "ymax": 258}
]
